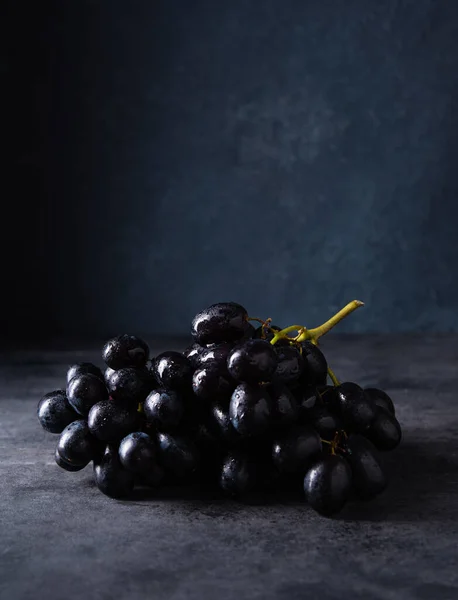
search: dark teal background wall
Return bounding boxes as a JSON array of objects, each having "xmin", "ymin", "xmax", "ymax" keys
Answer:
[{"xmin": 4, "ymin": 0, "xmax": 458, "ymax": 337}]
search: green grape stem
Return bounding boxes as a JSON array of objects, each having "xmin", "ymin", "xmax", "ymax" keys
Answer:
[{"xmin": 269, "ymin": 300, "xmax": 364, "ymax": 346}]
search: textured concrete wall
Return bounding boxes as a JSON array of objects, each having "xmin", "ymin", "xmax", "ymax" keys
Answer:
[{"xmin": 5, "ymin": 0, "xmax": 458, "ymax": 337}]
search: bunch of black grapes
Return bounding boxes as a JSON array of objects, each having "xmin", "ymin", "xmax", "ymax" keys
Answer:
[{"xmin": 37, "ymin": 302, "xmax": 402, "ymax": 517}]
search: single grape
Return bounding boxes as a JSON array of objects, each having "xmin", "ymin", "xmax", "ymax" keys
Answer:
[
  {"xmin": 88, "ymin": 400, "xmax": 140, "ymax": 442},
  {"xmin": 54, "ymin": 446, "xmax": 87, "ymax": 471},
  {"xmin": 299, "ymin": 341, "xmax": 328, "ymax": 386},
  {"xmin": 272, "ymin": 425, "xmax": 322, "ymax": 474},
  {"xmin": 192, "ymin": 366, "xmax": 235, "ymax": 401},
  {"xmin": 118, "ymin": 432, "xmax": 157, "ymax": 475},
  {"xmin": 266, "ymin": 382, "xmax": 299, "ymax": 430},
  {"xmin": 198, "ymin": 342, "xmax": 234, "ymax": 373},
  {"xmin": 57, "ymin": 420, "xmax": 98, "ymax": 466},
  {"xmin": 191, "ymin": 302, "xmax": 249, "ymax": 345},
  {"xmin": 343, "ymin": 434, "xmax": 387, "ymax": 500},
  {"xmin": 144, "ymin": 389, "xmax": 185, "ymax": 431},
  {"xmin": 93, "ymin": 444, "xmax": 135, "ymax": 498},
  {"xmin": 364, "ymin": 388, "xmax": 395, "ymax": 415},
  {"xmin": 209, "ymin": 400, "xmax": 241, "ymax": 446},
  {"xmin": 219, "ymin": 451, "xmax": 259, "ymax": 497},
  {"xmin": 332, "ymin": 382, "xmax": 376, "ymax": 433},
  {"xmin": 303, "ymin": 454, "xmax": 352, "ymax": 517},
  {"xmin": 157, "ymin": 432, "xmax": 200, "ymax": 482},
  {"xmin": 229, "ymin": 382, "xmax": 273, "ymax": 438},
  {"xmin": 106, "ymin": 367, "xmax": 155, "ymax": 407},
  {"xmin": 274, "ymin": 345, "xmax": 304, "ymax": 384},
  {"xmin": 227, "ymin": 339, "xmax": 278, "ymax": 384},
  {"xmin": 364, "ymin": 406, "xmax": 402, "ymax": 451},
  {"xmin": 296, "ymin": 385, "xmax": 342, "ymax": 439},
  {"xmin": 152, "ymin": 351, "xmax": 193, "ymax": 391},
  {"xmin": 102, "ymin": 334, "xmax": 149, "ymax": 370},
  {"xmin": 37, "ymin": 390, "xmax": 78, "ymax": 434},
  {"xmin": 183, "ymin": 343, "xmax": 205, "ymax": 369},
  {"xmin": 67, "ymin": 373, "xmax": 108, "ymax": 416},
  {"xmin": 67, "ymin": 362, "xmax": 104, "ymax": 384}
]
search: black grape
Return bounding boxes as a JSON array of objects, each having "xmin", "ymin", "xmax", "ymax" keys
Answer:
[
  {"xmin": 67, "ymin": 373, "xmax": 108, "ymax": 416},
  {"xmin": 93, "ymin": 444, "xmax": 135, "ymax": 498},
  {"xmin": 364, "ymin": 388, "xmax": 395, "ymax": 415},
  {"xmin": 272, "ymin": 425, "xmax": 322, "ymax": 474},
  {"xmin": 192, "ymin": 366, "xmax": 235, "ymax": 401},
  {"xmin": 296, "ymin": 385, "xmax": 342, "ymax": 440},
  {"xmin": 227, "ymin": 339, "xmax": 278, "ymax": 384},
  {"xmin": 57, "ymin": 420, "xmax": 98, "ymax": 466},
  {"xmin": 183, "ymin": 343, "xmax": 205, "ymax": 369},
  {"xmin": 300, "ymin": 341, "xmax": 328, "ymax": 386},
  {"xmin": 191, "ymin": 302, "xmax": 249, "ymax": 345},
  {"xmin": 266, "ymin": 382, "xmax": 299, "ymax": 430},
  {"xmin": 102, "ymin": 334, "xmax": 149, "ymax": 370},
  {"xmin": 229, "ymin": 383, "xmax": 273, "ymax": 438},
  {"xmin": 157, "ymin": 433, "xmax": 201, "ymax": 482},
  {"xmin": 209, "ymin": 400, "xmax": 241, "ymax": 446},
  {"xmin": 37, "ymin": 390, "xmax": 78, "ymax": 434},
  {"xmin": 198, "ymin": 342, "xmax": 234, "ymax": 373},
  {"xmin": 219, "ymin": 451, "xmax": 261, "ymax": 498},
  {"xmin": 106, "ymin": 367, "xmax": 155, "ymax": 407},
  {"xmin": 364, "ymin": 406, "xmax": 402, "ymax": 451},
  {"xmin": 303, "ymin": 454, "xmax": 352, "ymax": 516},
  {"xmin": 67, "ymin": 362, "xmax": 103, "ymax": 384},
  {"xmin": 54, "ymin": 446, "xmax": 87, "ymax": 471},
  {"xmin": 274, "ymin": 345, "xmax": 304, "ymax": 384},
  {"xmin": 104, "ymin": 367, "xmax": 116, "ymax": 382},
  {"xmin": 343, "ymin": 434, "xmax": 387, "ymax": 500},
  {"xmin": 144, "ymin": 389, "xmax": 185, "ymax": 431},
  {"xmin": 152, "ymin": 351, "xmax": 193, "ymax": 391},
  {"xmin": 332, "ymin": 382, "xmax": 376, "ymax": 432},
  {"xmin": 88, "ymin": 400, "xmax": 140, "ymax": 442},
  {"xmin": 118, "ymin": 432, "xmax": 157, "ymax": 475}
]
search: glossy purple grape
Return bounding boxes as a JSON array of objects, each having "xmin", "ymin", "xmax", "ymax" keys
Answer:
[
  {"xmin": 300, "ymin": 341, "xmax": 328, "ymax": 386},
  {"xmin": 266, "ymin": 382, "xmax": 299, "ymax": 430},
  {"xmin": 343, "ymin": 434, "xmax": 387, "ymax": 500},
  {"xmin": 183, "ymin": 343, "xmax": 205, "ymax": 369},
  {"xmin": 67, "ymin": 373, "xmax": 108, "ymax": 416},
  {"xmin": 88, "ymin": 400, "xmax": 140, "ymax": 442},
  {"xmin": 227, "ymin": 339, "xmax": 278, "ymax": 384},
  {"xmin": 364, "ymin": 388, "xmax": 395, "ymax": 415},
  {"xmin": 364, "ymin": 406, "xmax": 402, "ymax": 451},
  {"xmin": 272, "ymin": 425, "xmax": 322, "ymax": 474},
  {"xmin": 304, "ymin": 454, "xmax": 352, "ymax": 516},
  {"xmin": 106, "ymin": 367, "xmax": 155, "ymax": 407},
  {"xmin": 229, "ymin": 383, "xmax": 273, "ymax": 438},
  {"xmin": 198, "ymin": 342, "xmax": 234, "ymax": 373},
  {"xmin": 192, "ymin": 366, "xmax": 235, "ymax": 401},
  {"xmin": 118, "ymin": 432, "xmax": 157, "ymax": 475},
  {"xmin": 57, "ymin": 420, "xmax": 98, "ymax": 466},
  {"xmin": 102, "ymin": 334, "xmax": 149, "ymax": 370},
  {"xmin": 54, "ymin": 446, "xmax": 87, "ymax": 471},
  {"xmin": 153, "ymin": 351, "xmax": 193, "ymax": 391},
  {"xmin": 274, "ymin": 345, "xmax": 304, "ymax": 384},
  {"xmin": 93, "ymin": 444, "xmax": 135, "ymax": 498},
  {"xmin": 157, "ymin": 433, "xmax": 200, "ymax": 482},
  {"xmin": 144, "ymin": 389, "xmax": 185, "ymax": 431},
  {"xmin": 191, "ymin": 302, "xmax": 249, "ymax": 345},
  {"xmin": 67, "ymin": 362, "xmax": 103, "ymax": 384},
  {"xmin": 37, "ymin": 390, "xmax": 78, "ymax": 434},
  {"xmin": 333, "ymin": 382, "xmax": 377, "ymax": 433}
]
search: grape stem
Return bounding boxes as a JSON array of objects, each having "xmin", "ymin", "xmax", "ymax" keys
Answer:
[
  {"xmin": 269, "ymin": 300, "xmax": 364, "ymax": 346},
  {"xmin": 327, "ymin": 366, "xmax": 340, "ymax": 387}
]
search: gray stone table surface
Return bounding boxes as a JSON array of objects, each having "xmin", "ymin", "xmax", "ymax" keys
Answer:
[{"xmin": 1, "ymin": 335, "xmax": 458, "ymax": 600}]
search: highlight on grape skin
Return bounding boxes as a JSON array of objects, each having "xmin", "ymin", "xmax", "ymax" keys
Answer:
[{"xmin": 37, "ymin": 300, "xmax": 402, "ymax": 515}]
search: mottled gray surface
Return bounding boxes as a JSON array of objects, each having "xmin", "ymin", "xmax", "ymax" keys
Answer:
[
  {"xmin": 1, "ymin": 335, "xmax": 458, "ymax": 600},
  {"xmin": 4, "ymin": 0, "xmax": 458, "ymax": 337}
]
